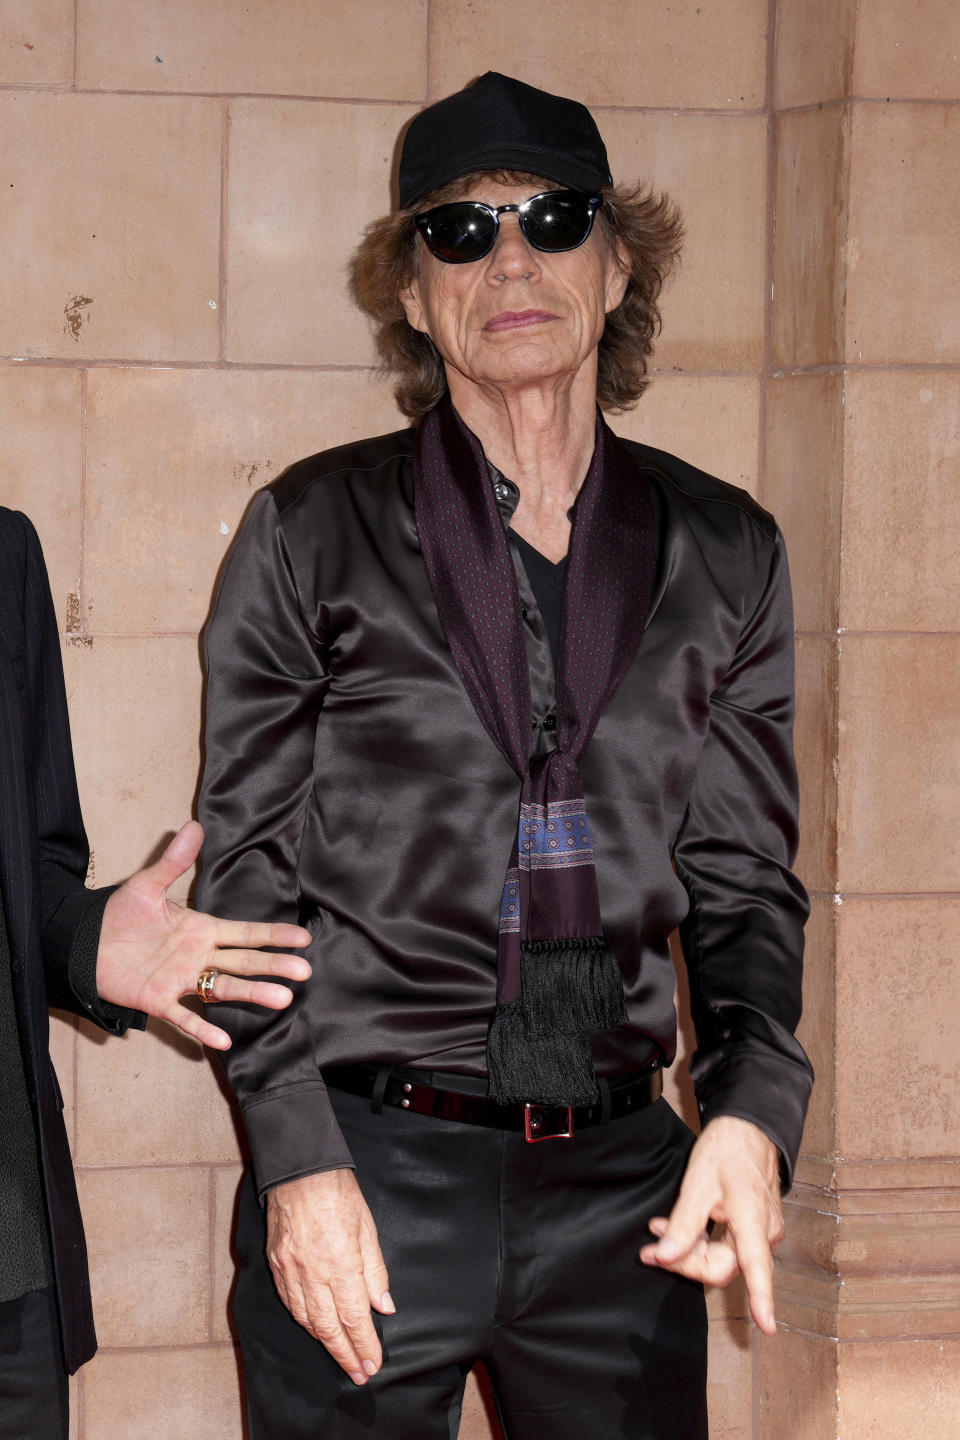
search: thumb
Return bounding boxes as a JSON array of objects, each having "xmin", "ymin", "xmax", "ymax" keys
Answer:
[{"xmin": 135, "ymin": 821, "xmax": 205, "ymax": 895}]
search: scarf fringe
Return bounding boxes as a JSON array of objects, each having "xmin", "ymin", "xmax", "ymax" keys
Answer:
[
  {"xmin": 520, "ymin": 936, "xmax": 628, "ymax": 1034},
  {"xmin": 487, "ymin": 1002, "xmax": 598, "ymax": 1106}
]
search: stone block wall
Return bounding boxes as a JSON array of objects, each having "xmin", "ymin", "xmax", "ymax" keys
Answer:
[{"xmin": 2, "ymin": 1, "xmax": 957, "ymax": 1434}]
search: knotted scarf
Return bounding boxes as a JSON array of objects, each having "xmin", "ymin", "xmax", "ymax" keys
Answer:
[{"xmin": 414, "ymin": 397, "xmax": 656, "ymax": 1105}]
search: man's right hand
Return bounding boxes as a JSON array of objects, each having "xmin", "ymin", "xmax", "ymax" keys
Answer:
[{"xmin": 266, "ymin": 1169, "xmax": 394, "ymax": 1385}]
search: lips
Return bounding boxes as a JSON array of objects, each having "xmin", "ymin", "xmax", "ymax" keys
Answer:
[{"xmin": 483, "ymin": 309, "xmax": 559, "ymax": 332}]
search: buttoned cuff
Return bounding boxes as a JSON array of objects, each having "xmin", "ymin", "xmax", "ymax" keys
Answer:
[
  {"xmin": 68, "ymin": 886, "xmax": 148, "ymax": 1036},
  {"xmin": 693, "ymin": 1049, "xmax": 813, "ymax": 1192},
  {"xmin": 241, "ymin": 1082, "xmax": 356, "ymax": 1201}
]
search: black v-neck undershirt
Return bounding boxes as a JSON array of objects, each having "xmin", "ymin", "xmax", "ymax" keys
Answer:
[{"xmin": 512, "ymin": 531, "xmax": 567, "ymax": 670}]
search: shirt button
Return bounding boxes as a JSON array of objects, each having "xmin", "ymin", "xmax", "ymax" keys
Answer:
[
  {"xmin": 543, "ymin": 714, "xmax": 557, "ymax": 731},
  {"xmin": 494, "ymin": 483, "xmax": 510, "ymax": 500},
  {"xmin": 520, "ymin": 606, "xmax": 528, "ymax": 618}
]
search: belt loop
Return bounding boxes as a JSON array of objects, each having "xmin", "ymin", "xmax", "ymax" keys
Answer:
[
  {"xmin": 371, "ymin": 1067, "xmax": 390, "ymax": 1115},
  {"xmin": 599, "ymin": 1076, "xmax": 612, "ymax": 1125}
]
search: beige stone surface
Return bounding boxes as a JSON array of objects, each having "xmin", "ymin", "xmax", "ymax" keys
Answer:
[
  {"xmin": 772, "ymin": 106, "xmax": 850, "ymax": 368},
  {"xmin": 226, "ymin": 99, "xmax": 417, "ymax": 365},
  {"xmin": 62, "ymin": 636, "xmax": 203, "ymax": 890},
  {"xmin": 0, "ymin": 366, "xmax": 82, "ymax": 622},
  {"xmin": 836, "ymin": 1204, "xmax": 960, "ymax": 1281},
  {"xmin": 774, "ymin": 1268, "xmax": 840, "ymax": 1346},
  {"xmin": 0, "ymin": 0, "xmax": 73, "ymax": 85},
  {"xmin": 0, "ymin": 93, "xmax": 221, "ymax": 362},
  {"xmin": 82, "ymin": 1345, "xmax": 245, "ymax": 1440},
  {"xmin": 706, "ymin": 1276, "xmax": 751, "ymax": 1323},
  {"xmin": 459, "ymin": 1370, "xmax": 500, "ymax": 1439},
  {"xmin": 84, "ymin": 366, "xmax": 405, "ymax": 635},
  {"xmin": 795, "ymin": 896, "xmax": 836, "ymax": 1161},
  {"xmin": 773, "ymin": 0, "xmax": 857, "ymax": 109},
  {"xmin": 755, "ymin": 1326, "xmax": 837, "ymax": 1440},
  {"xmin": 429, "ymin": 0, "xmax": 768, "ymax": 110},
  {"xmin": 77, "ymin": 0, "xmax": 426, "ymax": 99},
  {"xmin": 614, "ymin": 375, "xmax": 761, "ymax": 496},
  {"xmin": 838, "ymin": 1338, "xmax": 960, "ymax": 1436},
  {"xmin": 664, "ymin": 931, "xmax": 700, "ymax": 1132},
  {"xmin": 841, "ymin": 369, "xmax": 960, "ymax": 633},
  {"xmin": 854, "ymin": 0, "xmax": 960, "ymax": 99},
  {"xmin": 765, "ymin": 373, "xmax": 844, "ymax": 636},
  {"xmin": 77, "ymin": 1166, "xmax": 209, "ymax": 1346},
  {"xmin": 793, "ymin": 637, "xmax": 839, "ymax": 895},
  {"xmin": 211, "ymin": 1164, "xmax": 245, "ymax": 1343},
  {"xmin": 75, "ymin": 1019, "xmax": 240, "ymax": 1168},
  {"xmin": 846, "ymin": 103, "xmax": 960, "ymax": 364},
  {"xmin": 835, "ymin": 898, "xmax": 960, "ymax": 1159},
  {"xmin": 68, "ymin": 1373, "xmax": 79, "ymax": 1440},
  {"xmin": 603, "ymin": 111, "xmax": 767, "ymax": 373},
  {"xmin": 707, "ymin": 1319, "xmax": 753, "ymax": 1439},
  {"xmin": 837, "ymin": 637, "xmax": 960, "ymax": 893},
  {"xmin": 778, "ymin": 1187, "xmax": 837, "ymax": 1278},
  {"xmin": 834, "ymin": 1157, "xmax": 960, "ymax": 1192}
]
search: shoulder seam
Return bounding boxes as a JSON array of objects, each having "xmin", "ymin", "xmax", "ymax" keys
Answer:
[
  {"xmin": 270, "ymin": 436, "xmax": 413, "ymax": 517},
  {"xmin": 617, "ymin": 434, "xmax": 777, "ymax": 542},
  {"xmin": 640, "ymin": 461, "xmax": 778, "ymax": 543}
]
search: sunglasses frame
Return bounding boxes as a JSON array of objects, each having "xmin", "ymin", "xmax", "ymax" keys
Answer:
[{"xmin": 414, "ymin": 189, "xmax": 603, "ymax": 265}]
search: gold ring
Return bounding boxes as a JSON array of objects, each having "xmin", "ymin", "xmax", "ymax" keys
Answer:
[{"xmin": 196, "ymin": 968, "xmax": 220, "ymax": 1003}]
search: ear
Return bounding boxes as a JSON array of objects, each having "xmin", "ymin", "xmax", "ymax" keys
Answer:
[
  {"xmin": 400, "ymin": 278, "xmax": 430, "ymax": 335},
  {"xmin": 604, "ymin": 238, "xmax": 631, "ymax": 314}
]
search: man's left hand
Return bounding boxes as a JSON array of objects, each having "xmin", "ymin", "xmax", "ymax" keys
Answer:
[
  {"xmin": 96, "ymin": 821, "xmax": 313, "ymax": 1049},
  {"xmin": 638, "ymin": 1115, "xmax": 784, "ymax": 1336}
]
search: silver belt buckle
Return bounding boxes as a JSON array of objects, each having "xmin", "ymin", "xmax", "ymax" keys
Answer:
[{"xmin": 524, "ymin": 1102, "xmax": 575, "ymax": 1142}]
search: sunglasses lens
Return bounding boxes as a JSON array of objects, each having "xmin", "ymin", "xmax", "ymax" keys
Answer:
[
  {"xmin": 416, "ymin": 192, "xmax": 600, "ymax": 264},
  {"xmin": 421, "ymin": 203, "xmax": 497, "ymax": 263},
  {"xmin": 523, "ymin": 192, "xmax": 597, "ymax": 252}
]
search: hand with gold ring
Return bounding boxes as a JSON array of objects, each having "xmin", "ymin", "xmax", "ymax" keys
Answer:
[
  {"xmin": 94, "ymin": 821, "xmax": 312, "ymax": 1050},
  {"xmin": 196, "ymin": 968, "xmax": 220, "ymax": 1004}
]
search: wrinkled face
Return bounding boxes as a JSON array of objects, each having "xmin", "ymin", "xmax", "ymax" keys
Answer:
[{"xmin": 400, "ymin": 177, "xmax": 628, "ymax": 396}]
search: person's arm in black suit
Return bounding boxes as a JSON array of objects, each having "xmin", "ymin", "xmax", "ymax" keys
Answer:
[
  {"xmin": 4, "ymin": 507, "xmax": 123, "ymax": 1030},
  {"xmin": 10, "ymin": 509, "xmax": 312, "ymax": 1046}
]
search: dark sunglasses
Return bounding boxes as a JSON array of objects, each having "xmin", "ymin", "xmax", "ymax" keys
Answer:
[{"xmin": 415, "ymin": 189, "xmax": 603, "ymax": 265}]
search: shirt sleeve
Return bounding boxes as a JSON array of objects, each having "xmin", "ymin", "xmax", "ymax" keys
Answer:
[
  {"xmin": 195, "ymin": 488, "xmax": 355, "ymax": 1198},
  {"xmin": 672, "ymin": 527, "xmax": 814, "ymax": 1188},
  {"xmin": 15, "ymin": 511, "xmax": 145, "ymax": 1036}
]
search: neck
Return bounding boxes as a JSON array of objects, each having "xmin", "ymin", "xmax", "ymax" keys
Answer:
[{"xmin": 445, "ymin": 365, "xmax": 599, "ymax": 514}]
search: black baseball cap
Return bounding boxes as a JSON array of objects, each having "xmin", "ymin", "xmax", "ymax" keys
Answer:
[{"xmin": 398, "ymin": 71, "xmax": 613, "ymax": 210}]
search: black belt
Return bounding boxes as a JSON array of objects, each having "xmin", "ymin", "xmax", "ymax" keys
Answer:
[{"xmin": 322, "ymin": 1061, "xmax": 663, "ymax": 1143}]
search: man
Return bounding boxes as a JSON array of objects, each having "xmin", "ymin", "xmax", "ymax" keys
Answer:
[
  {"xmin": 198, "ymin": 73, "xmax": 813, "ymax": 1439},
  {"xmin": 0, "ymin": 506, "xmax": 312, "ymax": 1438}
]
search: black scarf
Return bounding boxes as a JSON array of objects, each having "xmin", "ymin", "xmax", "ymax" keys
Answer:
[{"xmin": 414, "ymin": 397, "xmax": 656, "ymax": 1104}]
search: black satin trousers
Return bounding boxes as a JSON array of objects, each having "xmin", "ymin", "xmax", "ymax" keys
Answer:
[{"xmin": 234, "ymin": 1087, "xmax": 708, "ymax": 1440}]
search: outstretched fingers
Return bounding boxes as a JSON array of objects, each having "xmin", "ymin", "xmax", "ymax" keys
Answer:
[
  {"xmin": 159, "ymin": 1004, "xmax": 235, "ymax": 1051},
  {"xmin": 199, "ymin": 957, "xmax": 310, "ymax": 993},
  {"xmin": 209, "ymin": 916, "xmax": 313, "ymax": 955}
]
